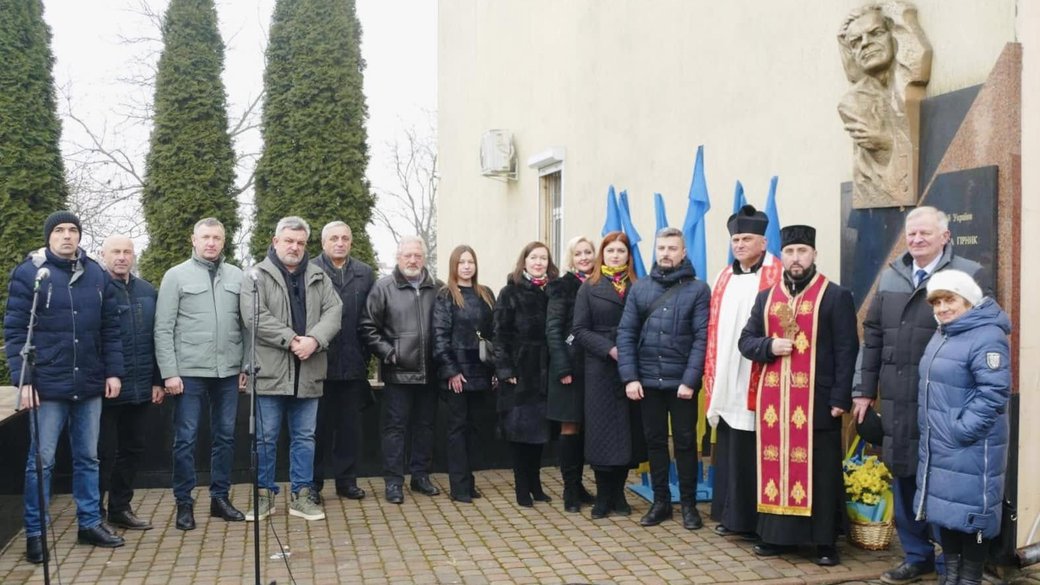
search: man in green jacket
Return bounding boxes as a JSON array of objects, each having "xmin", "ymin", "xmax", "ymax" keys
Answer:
[
  {"xmin": 241, "ymin": 217, "xmax": 342, "ymax": 522},
  {"xmin": 155, "ymin": 217, "xmax": 247, "ymax": 530}
]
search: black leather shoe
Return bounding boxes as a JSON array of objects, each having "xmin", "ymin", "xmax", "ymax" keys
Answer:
[
  {"xmin": 639, "ymin": 501, "xmax": 673, "ymax": 526},
  {"xmin": 410, "ymin": 476, "xmax": 441, "ymax": 496},
  {"xmin": 175, "ymin": 502, "xmax": 196, "ymax": 531},
  {"xmin": 450, "ymin": 492, "xmax": 473, "ymax": 503},
  {"xmin": 78, "ymin": 524, "xmax": 125, "ymax": 548},
  {"xmin": 108, "ymin": 509, "xmax": 153, "ymax": 530},
  {"xmin": 714, "ymin": 524, "xmax": 736, "ymax": 536},
  {"xmin": 26, "ymin": 536, "xmax": 46, "ymax": 564},
  {"xmin": 470, "ymin": 487, "xmax": 482, "ymax": 499},
  {"xmin": 385, "ymin": 484, "xmax": 404, "ymax": 504},
  {"xmin": 336, "ymin": 485, "xmax": 366, "ymax": 500},
  {"xmin": 681, "ymin": 504, "xmax": 703, "ymax": 530},
  {"xmin": 753, "ymin": 542, "xmax": 793, "ymax": 557},
  {"xmin": 813, "ymin": 545, "xmax": 840, "ymax": 567},
  {"xmin": 210, "ymin": 497, "xmax": 245, "ymax": 522},
  {"xmin": 880, "ymin": 561, "xmax": 935, "ymax": 584}
]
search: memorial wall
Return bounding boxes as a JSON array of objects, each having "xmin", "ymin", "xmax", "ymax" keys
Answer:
[{"xmin": 438, "ymin": 0, "xmax": 1040, "ymax": 548}]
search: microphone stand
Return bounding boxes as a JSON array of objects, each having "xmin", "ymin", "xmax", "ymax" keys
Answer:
[
  {"xmin": 247, "ymin": 272, "xmax": 262, "ymax": 585},
  {"xmin": 16, "ymin": 274, "xmax": 51, "ymax": 585}
]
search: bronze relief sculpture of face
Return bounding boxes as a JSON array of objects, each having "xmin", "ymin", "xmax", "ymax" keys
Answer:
[{"xmin": 837, "ymin": 2, "xmax": 931, "ymax": 209}]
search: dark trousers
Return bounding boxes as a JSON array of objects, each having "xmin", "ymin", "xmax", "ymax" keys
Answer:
[
  {"xmin": 99, "ymin": 401, "xmax": 150, "ymax": 513},
  {"xmin": 939, "ymin": 528, "xmax": 989, "ymax": 563},
  {"xmin": 641, "ymin": 387, "xmax": 698, "ymax": 504},
  {"xmin": 314, "ymin": 379, "xmax": 366, "ymax": 490},
  {"xmin": 893, "ymin": 474, "xmax": 939, "ymax": 567},
  {"xmin": 444, "ymin": 390, "xmax": 486, "ymax": 496},
  {"xmin": 382, "ymin": 382, "xmax": 438, "ymax": 485}
]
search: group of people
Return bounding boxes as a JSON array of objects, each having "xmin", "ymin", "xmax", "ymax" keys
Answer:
[
  {"xmin": 5, "ymin": 204, "xmax": 1012, "ymax": 585},
  {"xmin": 5, "ymin": 212, "xmax": 376, "ymax": 564}
]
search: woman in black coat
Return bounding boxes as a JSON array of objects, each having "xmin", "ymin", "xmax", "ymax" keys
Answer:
[
  {"xmin": 432, "ymin": 245, "xmax": 496, "ymax": 503},
  {"xmin": 572, "ymin": 232, "xmax": 645, "ymax": 518},
  {"xmin": 493, "ymin": 241, "xmax": 559, "ymax": 507},
  {"xmin": 546, "ymin": 235, "xmax": 596, "ymax": 512}
]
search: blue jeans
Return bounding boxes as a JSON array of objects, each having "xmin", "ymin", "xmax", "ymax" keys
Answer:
[
  {"xmin": 257, "ymin": 395, "xmax": 319, "ymax": 494},
  {"xmin": 24, "ymin": 396, "xmax": 103, "ymax": 536},
  {"xmin": 172, "ymin": 376, "xmax": 239, "ymax": 505}
]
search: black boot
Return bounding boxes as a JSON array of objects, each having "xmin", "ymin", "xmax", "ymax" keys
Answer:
[
  {"xmin": 511, "ymin": 443, "xmax": 533, "ymax": 507},
  {"xmin": 640, "ymin": 500, "xmax": 673, "ymax": 526},
  {"xmin": 26, "ymin": 536, "xmax": 46, "ymax": 564},
  {"xmin": 959, "ymin": 558, "xmax": 984, "ymax": 585},
  {"xmin": 611, "ymin": 470, "xmax": 632, "ymax": 516},
  {"xmin": 528, "ymin": 444, "xmax": 551, "ymax": 502},
  {"xmin": 590, "ymin": 470, "xmax": 612, "ymax": 519},
  {"xmin": 941, "ymin": 554, "xmax": 961, "ymax": 585},
  {"xmin": 575, "ymin": 432, "xmax": 594, "ymax": 505},
  {"xmin": 559, "ymin": 434, "xmax": 581, "ymax": 513}
]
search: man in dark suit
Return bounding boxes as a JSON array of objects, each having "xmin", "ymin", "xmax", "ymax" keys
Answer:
[{"xmin": 739, "ymin": 225, "xmax": 859, "ymax": 567}]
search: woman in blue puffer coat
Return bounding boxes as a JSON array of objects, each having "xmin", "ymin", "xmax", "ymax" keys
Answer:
[{"xmin": 914, "ymin": 270, "xmax": 1011, "ymax": 585}]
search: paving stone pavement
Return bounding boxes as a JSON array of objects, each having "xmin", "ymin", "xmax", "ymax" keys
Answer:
[{"xmin": 0, "ymin": 468, "xmax": 936, "ymax": 584}]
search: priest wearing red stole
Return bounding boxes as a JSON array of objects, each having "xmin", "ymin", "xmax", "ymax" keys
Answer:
[
  {"xmin": 738, "ymin": 225, "xmax": 859, "ymax": 566},
  {"xmin": 705, "ymin": 205, "xmax": 781, "ymax": 539}
]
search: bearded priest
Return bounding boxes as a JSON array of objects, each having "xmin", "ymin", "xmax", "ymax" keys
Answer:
[{"xmin": 738, "ymin": 224, "xmax": 859, "ymax": 567}]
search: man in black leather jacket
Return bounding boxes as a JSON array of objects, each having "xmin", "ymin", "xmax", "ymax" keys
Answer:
[{"xmin": 359, "ymin": 236, "xmax": 442, "ymax": 504}]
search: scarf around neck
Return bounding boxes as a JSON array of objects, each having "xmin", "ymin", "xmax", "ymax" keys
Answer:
[
  {"xmin": 601, "ymin": 264, "xmax": 629, "ymax": 297},
  {"xmin": 523, "ymin": 271, "xmax": 548, "ymax": 288}
]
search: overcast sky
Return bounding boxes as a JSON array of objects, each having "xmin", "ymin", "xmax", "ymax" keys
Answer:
[{"xmin": 43, "ymin": 0, "xmax": 436, "ymax": 266}]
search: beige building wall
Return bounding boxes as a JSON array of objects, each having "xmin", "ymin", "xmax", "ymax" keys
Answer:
[{"xmin": 439, "ymin": 0, "xmax": 1038, "ymax": 548}]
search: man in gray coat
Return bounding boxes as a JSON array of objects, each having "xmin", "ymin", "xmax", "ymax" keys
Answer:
[
  {"xmin": 241, "ymin": 217, "xmax": 342, "ymax": 522},
  {"xmin": 359, "ymin": 235, "xmax": 441, "ymax": 504},
  {"xmin": 854, "ymin": 206, "xmax": 987, "ymax": 584},
  {"xmin": 155, "ymin": 217, "xmax": 247, "ymax": 531}
]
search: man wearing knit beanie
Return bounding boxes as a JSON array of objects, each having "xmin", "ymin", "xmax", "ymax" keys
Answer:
[
  {"xmin": 43, "ymin": 210, "xmax": 82, "ymax": 246},
  {"xmin": 4, "ymin": 210, "xmax": 126, "ymax": 564}
]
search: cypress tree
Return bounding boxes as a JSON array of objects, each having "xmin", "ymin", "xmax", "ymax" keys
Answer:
[
  {"xmin": 0, "ymin": 0, "xmax": 68, "ymax": 380},
  {"xmin": 251, "ymin": 0, "xmax": 374, "ymax": 265},
  {"xmin": 139, "ymin": 0, "xmax": 238, "ymax": 284}
]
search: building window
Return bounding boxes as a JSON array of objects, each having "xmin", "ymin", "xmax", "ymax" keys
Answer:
[{"xmin": 540, "ymin": 170, "xmax": 563, "ymax": 264}]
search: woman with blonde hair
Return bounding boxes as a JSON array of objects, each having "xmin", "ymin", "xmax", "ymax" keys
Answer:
[
  {"xmin": 493, "ymin": 241, "xmax": 559, "ymax": 507},
  {"xmin": 546, "ymin": 235, "xmax": 597, "ymax": 513},
  {"xmin": 432, "ymin": 245, "xmax": 496, "ymax": 503}
]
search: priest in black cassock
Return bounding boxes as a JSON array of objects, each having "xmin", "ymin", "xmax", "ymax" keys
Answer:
[{"xmin": 738, "ymin": 224, "xmax": 859, "ymax": 566}]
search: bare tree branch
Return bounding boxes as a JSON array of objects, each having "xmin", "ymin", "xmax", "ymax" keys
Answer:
[{"xmin": 372, "ymin": 111, "xmax": 439, "ymax": 275}]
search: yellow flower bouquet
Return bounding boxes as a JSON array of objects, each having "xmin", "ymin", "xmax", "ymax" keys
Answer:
[{"xmin": 843, "ymin": 447, "xmax": 894, "ymax": 523}]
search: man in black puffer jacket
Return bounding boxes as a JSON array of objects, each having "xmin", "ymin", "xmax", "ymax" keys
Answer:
[
  {"xmin": 5, "ymin": 211, "xmax": 126, "ymax": 563},
  {"xmin": 98, "ymin": 235, "xmax": 163, "ymax": 532},
  {"xmin": 617, "ymin": 227, "xmax": 710, "ymax": 531}
]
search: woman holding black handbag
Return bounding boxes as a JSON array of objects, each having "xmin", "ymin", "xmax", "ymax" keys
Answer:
[{"xmin": 432, "ymin": 245, "xmax": 497, "ymax": 503}]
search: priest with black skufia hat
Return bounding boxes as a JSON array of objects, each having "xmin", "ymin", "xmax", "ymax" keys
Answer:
[
  {"xmin": 738, "ymin": 224, "xmax": 859, "ymax": 566},
  {"xmin": 704, "ymin": 205, "xmax": 782, "ymax": 540}
]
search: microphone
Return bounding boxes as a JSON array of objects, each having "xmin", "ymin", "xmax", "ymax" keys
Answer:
[{"xmin": 34, "ymin": 267, "xmax": 50, "ymax": 283}]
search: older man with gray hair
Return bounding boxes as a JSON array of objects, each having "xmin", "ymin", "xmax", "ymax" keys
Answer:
[
  {"xmin": 241, "ymin": 217, "xmax": 342, "ymax": 522},
  {"xmin": 855, "ymin": 206, "xmax": 987, "ymax": 584},
  {"xmin": 360, "ymin": 235, "xmax": 442, "ymax": 504},
  {"xmin": 312, "ymin": 221, "xmax": 375, "ymax": 501}
]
